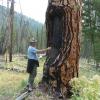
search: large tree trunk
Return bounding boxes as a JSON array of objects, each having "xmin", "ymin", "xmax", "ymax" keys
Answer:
[{"xmin": 41, "ymin": 0, "xmax": 82, "ymax": 98}]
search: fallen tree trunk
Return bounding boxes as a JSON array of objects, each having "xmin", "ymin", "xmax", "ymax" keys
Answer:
[
  {"xmin": 41, "ymin": 0, "xmax": 82, "ymax": 98},
  {"xmin": 16, "ymin": 91, "xmax": 29, "ymax": 100}
]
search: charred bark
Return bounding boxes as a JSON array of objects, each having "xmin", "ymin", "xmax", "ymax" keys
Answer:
[{"xmin": 40, "ymin": 0, "xmax": 82, "ymax": 98}]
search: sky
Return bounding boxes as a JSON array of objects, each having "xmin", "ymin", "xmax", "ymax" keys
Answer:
[{"xmin": 0, "ymin": 0, "xmax": 48, "ymax": 23}]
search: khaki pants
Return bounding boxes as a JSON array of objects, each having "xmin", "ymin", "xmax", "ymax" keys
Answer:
[{"xmin": 28, "ymin": 66, "xmax": 37, "ymax": 87}]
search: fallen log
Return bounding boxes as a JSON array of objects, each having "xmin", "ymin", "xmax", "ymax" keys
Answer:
[
  {"xmin": 15, "ymin": 88, "xmax": 33, "ymax": 100},
  {"xmin": 16, "ymin": 91, "xmax": 29, "ymax": 100}
]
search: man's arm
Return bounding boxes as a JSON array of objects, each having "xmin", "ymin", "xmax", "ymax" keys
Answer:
[{"xmin": 37, "ymin": 47, "xmax": 51, "ymax": 54}]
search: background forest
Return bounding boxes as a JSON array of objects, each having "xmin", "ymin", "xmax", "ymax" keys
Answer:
[
  {"xmin": 81, "ymin": 0, "xmax": 100, "ymax": 66},
  {"xmin": 0, "ymin": 5, "xmax": 46, "ymax": 55},
  {"xmin": 0, "ymin": 0, "xmax": 100, "ymax": 64}
]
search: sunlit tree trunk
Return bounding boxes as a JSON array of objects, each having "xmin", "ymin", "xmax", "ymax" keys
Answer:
[{"xmin": 41, "ymin": 0, "xmax": 82, "ymax": 98}]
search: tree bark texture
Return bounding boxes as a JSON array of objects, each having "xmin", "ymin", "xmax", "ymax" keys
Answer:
[{"xmin": 41, "ymin": 0, "xmax": 82, "ymax": 97}]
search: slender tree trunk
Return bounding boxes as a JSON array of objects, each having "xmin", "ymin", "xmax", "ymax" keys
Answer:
[
  {"xmin": 40, "ymin": 0, "xmax": 82, "ymax": 98},
  {"xmin": 36, "ymin": 29, "xmax": 39, "ymax": 48},
  {"xmin": 9, "ymin": 0, "xmax": 14, "ymax": 62}
]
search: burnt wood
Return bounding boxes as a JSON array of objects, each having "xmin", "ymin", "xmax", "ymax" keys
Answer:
[{"xmin": 41, "ymin": 0, "xmax": 82, "ymax": 98}]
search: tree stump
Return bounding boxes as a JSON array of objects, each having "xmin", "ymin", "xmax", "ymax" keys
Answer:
[{"xmin": 40, "ymin": 0, "xmax": 82, "ymax": 98}]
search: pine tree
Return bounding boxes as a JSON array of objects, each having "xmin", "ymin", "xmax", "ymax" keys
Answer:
[
  {"xmin": 82, "ymin": 0, "xmax": 100, "ymax": 66},
  {"xmin": 40, "ymin": 0, "xmax": 82, "ymax": 98}
]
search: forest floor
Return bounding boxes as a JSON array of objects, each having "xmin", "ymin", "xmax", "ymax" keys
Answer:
[{"xmin": 0, "ymin": 55, "xmax": 100, "ymax": 100}]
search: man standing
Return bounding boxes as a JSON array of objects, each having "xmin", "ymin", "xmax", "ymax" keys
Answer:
[{"xmin": 26, "ymin": 38, "xmax": 51, "ymax": 91}]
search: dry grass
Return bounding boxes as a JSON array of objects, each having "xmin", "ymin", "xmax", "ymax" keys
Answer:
[
  {"xmin": 0, "ymin": 56, "xmax": 100, "ymax": 100},
  {"xmin": 0, "ymin": 56, "xmax": 45, "ymax": 100},
  {"xmin": 0, "ymin": 70, "xmax": 27, "ymax": 100}
]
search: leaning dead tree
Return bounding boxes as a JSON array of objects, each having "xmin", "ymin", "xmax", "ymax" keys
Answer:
[{"xmin": 41, "ymin": 0, "xmax": 82, "ymax": 98}]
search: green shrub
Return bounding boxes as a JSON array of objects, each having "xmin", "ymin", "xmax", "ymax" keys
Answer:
[{"xmin": 70, "ymin": 75, "xmax": 100, "ymax": 100}]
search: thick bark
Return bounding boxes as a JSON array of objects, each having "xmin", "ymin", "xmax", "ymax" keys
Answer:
[{"xmin": 41, "ymin": 0, "xmax": 82, "ymax": 98}]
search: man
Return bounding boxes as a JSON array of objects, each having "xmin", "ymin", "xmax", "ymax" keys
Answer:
[{"xmin": 26, "ymin": 38, "xmax": 51, "ymax": 91}]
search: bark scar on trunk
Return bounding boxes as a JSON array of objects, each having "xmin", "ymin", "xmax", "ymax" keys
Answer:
[{"xmin": 40, "ymin": 0, "xmax": 82, "ymax": 98}]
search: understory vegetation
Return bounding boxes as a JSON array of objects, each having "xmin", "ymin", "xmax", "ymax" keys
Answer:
[
  {"xmin": 70, "ymin": 75, "xmax": 100, "ymax": 100},
  {"xmin": 0, "ymin": 56, "xmax": 100, "ymax": 100}
]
